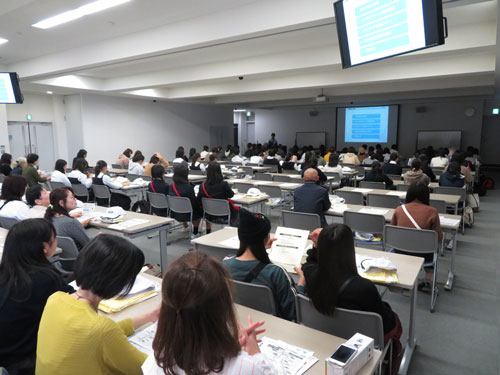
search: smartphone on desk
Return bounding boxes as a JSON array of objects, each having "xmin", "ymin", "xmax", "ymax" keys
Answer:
[{"xmin": 328, "ymin": 344, "xmax": 357, "ymax": 367}]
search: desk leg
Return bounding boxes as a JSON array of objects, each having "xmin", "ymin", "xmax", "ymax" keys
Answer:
[
  {"xmin": 445, "ymin": 229, "xmax": 457, "ymax": 291},
  {"xmin": 399, "ymin": 282, "xmax": 417, "ymax": 375},
  {"xmin": 159, "ymin": 228, "xmax": 168, "ymax": 275}
]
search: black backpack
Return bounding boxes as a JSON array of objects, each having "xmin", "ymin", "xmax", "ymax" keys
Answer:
[{"xmin": 131, "ymin": 200, "xmax": 151, "ymax": 213}]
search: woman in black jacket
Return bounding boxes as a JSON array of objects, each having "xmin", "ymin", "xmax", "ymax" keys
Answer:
[
  {"xmin": 439, "ymin": 161, "xmax": 465, "ymax": 188},
  {"xmin": 148, "ymin": 165, "xmax": 170, "ymax": 217},
  {"xmin": 363, "ymin": 161, "xmax": 393, "ymax": 188}
]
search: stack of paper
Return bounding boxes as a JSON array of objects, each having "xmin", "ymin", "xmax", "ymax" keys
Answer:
[
  {"xmin": 358, "ymin": 208, "xmax": 389, "ymax": 215},
  {"xmin": 129, "ymin": 322, "xmax": 157, "ymax": 355},
  {"xmin": 108, "ymin": 218, "xmax": 149, "ymax": 230},
  {"xmin": 330, "ymin": 203, "xmax": 349, "ymax": 214},
  {"xmin": 218, "ymin": 235, "xmax": 240, "ymax": 249},
  {"xmin": 386, "ymin": 191, "xmax": 406, "ymax": 197},
  {"xmin": 352, "ymin": 188, "xmax": 372, "ymax": 193},
  {"xmin": 439, "ymin": 216, "xmax": 461, "ymax": 226},
  {"xmin": 259, "ymin": 337, "xmax": 318, "ymax": 375}
]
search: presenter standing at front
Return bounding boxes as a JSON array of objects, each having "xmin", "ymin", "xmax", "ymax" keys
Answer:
[{"xmin": 268, "ymin": 133, "xmax": 278, "ymax": 148}]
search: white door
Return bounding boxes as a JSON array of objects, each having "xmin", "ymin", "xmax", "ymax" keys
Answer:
[
  {"xmin": 7, "ymin": 121, "xmax": 30, "ymax": 158},
  {"xmin": 247, "ymin": 123, "xmax": 255, "ymax": 144}
]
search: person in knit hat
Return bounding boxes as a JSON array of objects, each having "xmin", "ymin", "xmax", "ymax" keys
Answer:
[{"xmin": 223, "ymin": 209, "xmax": 305, "ymax": 321}]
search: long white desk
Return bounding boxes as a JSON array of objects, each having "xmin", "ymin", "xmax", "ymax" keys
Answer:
[{"xmin": 104, "ymin": 273, "xmax": 382, "ymax": 375}]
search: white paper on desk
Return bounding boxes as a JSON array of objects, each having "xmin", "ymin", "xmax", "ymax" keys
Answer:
[
  {"xmin": 352, "ymin": 188, "xmax": 372, "ymax": 193},
  {"xmin": 279, "ymin": 183, "xmax": 299, "ymax": 188},
  {"xmin": 358, "ymin": 208, "xmax": 388, "ymax": 215},
  {"xmin": 114, "ymin": 176, "xmax": 128, "ymax": 184},
  {"xmin": 256, "ymin": 181, "xmax": 273, "ymax": 185},
  {"xmin": 386, "ymin": 191, "xmax": 406, "ymax": 197},
  {"xmin": 218, "ymin": 235, "xmax": 240, "ymax": 249},
  {"xmin": 108, "ymin": 218, "xmax": 149, "ymax": 230},
  {"xmin": 329, "ymin": 203, "xmax": 349, "ymax": 213},
  {"xmin": 124, "ymin": 274, "xmax": 158, "ymax": 296},
  {"xmin": 259, "ymin": 337, "xmax": 317, "ymax": 375},
  {"xmin": 269, "ymin": 227, "xmax": 309, "ymax": 272},
  {"xmin": 129, "ymin": 322, "xmax": 157, "ymax": 355},
  {"xmin": 356, "ymin": 254, "xmax": 396, "ymax": 272},
  {"xmin": 232, "ymin": 193, "xmax": 244, "ymax": 200},
  {"xmin": 439, "ymin": 216, "xmax": 461, "ymax": 226}
]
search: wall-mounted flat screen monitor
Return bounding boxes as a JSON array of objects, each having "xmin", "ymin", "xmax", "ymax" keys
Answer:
[
  {"xmin": 334, "ymin": 0, "xmax": 445, "ymax": 69},
  {"xmin": 0, "ymin": 73, "xmax": 24, "ymax": 104}
]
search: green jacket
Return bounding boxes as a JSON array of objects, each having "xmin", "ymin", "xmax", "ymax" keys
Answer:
[{"xmin": 22, "ymin": 164, "xmax": 46, "ymax": 187}]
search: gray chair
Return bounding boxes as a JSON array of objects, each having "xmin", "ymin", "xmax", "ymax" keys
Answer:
[
  {"xmin": 273, "ymin": 175, "xmax": 291, "ymax": 182},
  {"xmin": 433, "ymin": 186, "xmax": 466, "ymax": 233},
  {"xmin": 166, "ymin": 195, "xmax": 193, "ymax": 232},
  {"xmin": 268, "ymin": 164, "xmax": 279, "ymax": 173},
  {"xmin": 359, "ymin": 181, "xmax": 386, "ymax": 190},
  {"xmin": 255, "ymin": 172, "xmax": 272, "ymax": 181},
  {"xmin": 71, "ymin": 184, "xmax": 89, "ymax": 202},
  {"xmin": 344, "ymin": 211, "xmax": 385, "ymax": 250},
  {"xmin": 232, "ymin": 280, "xmax": 277, "ymax": 316},
  {"xmin": 295, "ymin": 295, "xmax": 391, "ymax": 373},
  {"xmin": 189, "ymin": 169, "xmax": 204, "ymax": 175},
  {"xmin": 282, "ymin": 210, "xmax": 321, "ymax": 232},
  {"xmin": 54, "ymin": 236, "xmax": 80, "ymax": 281},
  {"xmin": 164, "ymin": 176, "xmax": 174, "ymax": 184},
  {"xmin": 241, "ymin": 166, "xmax": 253, "ymax": 175},
  {"xmin": 126, "ymin": 173, "xmax": 143, "ymax": 181},
  {"xmin": 0, "ymin": 216, "xmax": 19, "ymax": 229},
  {"xmin": 147, "ymin": 191, "xmax": 169, "ymax": 215},
  {"xmin": 335, "ymin": 190, "xmax": 364, "ymax": 205},
  {"xmin": 324, "ymin": 172, "xmax": 342, "ymax": 192},
  {"xmin": 91, "ymin": 184, "xmax": 111, "ymax": 206},
  {"xmin": 259, "ymin": 185, "xmax": 287, "ymax": 214},
  {"xmin": 396, "ymin": 184, "xmax": 410, "ymax": 191},
  {"xmin": 282, "ymin": 168, "xmax": 300, "ymax": 175},
  {"xmin": 386, "ymin": 174, "xmax": 402, "ymax": 181},
  {"xmin": 234, "ymin": 182, "xmax": 254, "ymax": 193},
  {"xmin": 111, "ymin": 164, "xmax": 121, "ymax": 169},
  {"xmin": 201, "ymin": 198, "xmax": 231, "ymax": 225},
  {"xmin": 429, "ymin": 199, "xmax": 446, "ymax": 214},
  {"xmin": 384, "ymin": 225, "xmax": 439, "ymax": 312},
  {"xmin": 366, "ymin": 193, "xmax": 401, "ymax": 209},
  {"xmin": 49, "ymin": 181, "xmax": 66, "ymax": 190}
]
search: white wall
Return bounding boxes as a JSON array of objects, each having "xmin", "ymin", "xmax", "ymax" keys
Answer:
[
  {"xmin": 0, "ymin": 105, "xmax": 9, "ymax": 153},
  {"xmin": 254, "ymin": 98, "xmax": 486, "ymax": 157}
]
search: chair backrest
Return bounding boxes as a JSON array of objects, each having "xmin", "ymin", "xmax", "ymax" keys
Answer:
[
  {"xmin": 91, "ymin": 184, "xmax": 111, "ymax": 200},
  {"xmin": 343, "ymin": 211, "xmax": 385, "ymax": 234},
  {"xmin": 269, "ymin": 164, "xmax": 279, "ymax": 173},
  {"xmin": 282, "ymin": 211, "xmax": 321, "ymax": 232},
  {"xmin": 50, "ymin": 181, "xmax": 66, "ymax": 190},
  {"xmin": 433, "ymin": 186, "xmax": 466, "ymax": 201},
  {"xmin": 273, "ymin": 175, "xmax": 291, "ymax": 182},
  {"xmin": 71, "ymin": 184, "xmax": 89, "ymax": 200},
  {"xmin": 111, "ymin": 164, "xmax": 121, "ymax": 169},
  {"xmin": 429, "ymin": 199, "xmax": 446, "ymax": 214},
  {"xmin": 147, "ymin": 192, "xmax": 169, "ymax": 210},
  {"xmin": 383, "ymin": 225, "xmax": 438, "ymax": 254},
  {"xmin": 396, "ymin": 184, "xmax": 410, "ymax": 191},
  {"xmin": 335, "ymin": 190, "xmax": 364, "ymax": 205},
  {"xmin": 241, "ymin": 166, "xmax": 253, "ymax": 175},
  {"xmin": 282, "ymin": 169, "xmax": 299, "ymax": 175},
  {"xmin": 189, "ymin": 169, "xmax": 204, "ymax": 175},
  {"xmin": 232, "ymin": 280, "xmax": 277, "ymax": 316},
  {"xmin": 126, "ymin": 173, "xmax": 143, "ymax": 181},
  {"xmin": 255, "ymin": 173, "xmax": 272, "ymax": 181},
  {"xmin": 166, "ymin": 195, "xmax": 193, "ymax": 214},
  {"xmin": 359, "ymin": 181, "xmax": 386, "ymax": 190},
  {"xmin": 234, "ymin": 182, "xmax": 254, "ymax": 193},
  {"xmin": 324, "ymin": 172, "xmax": 342, "ymax": 183},
  {"xmin": 0, "ymin": 216, "xmax": 19, "ymax": 229},
  {"xmin": 295, "ymin": 295, "xmax": 384, "ymax": 349},
  {"xmin": 56, "ymin": 236, "xmax": 79, "ymax": 271},
  {"xmin": 164, "ymin": 176, "xmax": 174, "ymax": 184},
  {"xmin": 201, "ymin": 198, "xmax": 230, "ymax": 218},
  {"xmin": 366, "ymin": 193, "xmax": 400, "ymax": 209},
  {"xmin": 386, "ymin": 174, "xmax": 402, "ymax": 181},
  {"xmin": 258, "ymin": 185, "xmax": 282, "ymax": 199}
]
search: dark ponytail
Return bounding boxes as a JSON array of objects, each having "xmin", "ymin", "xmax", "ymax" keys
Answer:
[
  {"xmin": 94, "ymin": 160, "xmax": 107, "ymax": 177},
  {"xmin": 44, "ymin": 187, "xmax": 73, "ymax": 221}
]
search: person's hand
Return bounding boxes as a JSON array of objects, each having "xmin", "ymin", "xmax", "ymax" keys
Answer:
[
  {"xmin": 148, "ymin": 305, "xmax": 161, "ymax": 323},
  {"xmin": 238, "ymin": 316, "xmax": 265, "ymax": 356},
  {"xmin": 308, "ymin": 228, "xmax": 323, "ymax": 248},
  {"xmin": 122, "ymin": 181, "xmax": 130, "ymax": 186},
  {"xmin": 70, "ymin": 211, "xmax": 83, "ymax": 218},
  {"xmin": 80, "ymin": 218, "xmax": 91, "ymax": 228},
  {"xmin": 265, "ymin": 237, "xmax": 277, "ymax": 249},
  {"xmin": 294, "ymin": 264, "xmax": 306, "ymax": 286}
]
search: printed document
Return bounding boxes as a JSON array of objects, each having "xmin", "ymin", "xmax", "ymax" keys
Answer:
[{"xmin": 269, "ymin": 227, "xmax": 309, "ymax": 272}]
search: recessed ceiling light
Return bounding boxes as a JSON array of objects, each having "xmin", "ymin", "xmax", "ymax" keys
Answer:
[
  {"xmin": 46, "ymin": 91, "xmax": 53, "ymax": 95},
  {"xmin": 233, "ymin": 109, "xmax": 247, "ymax": 112},
  {"xmin": 0, "ymin": 38, "xmax": 8, "ymax": 45},
  {"xmin": 32, "ymin": 0, "xmax": 131, "ymax": 29}
]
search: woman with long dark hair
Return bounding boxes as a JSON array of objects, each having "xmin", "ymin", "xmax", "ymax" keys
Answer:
[
  {"xmin": 0, "ymin": 219, "xmax": 73, "ymax": 375},
  {"xmin": 439, "ymin": 161, "xmax": 465, "ymax": 188},
  {"xmin": 189, "ymin": 153, "xmax": 205, "ymax": 172},
  {"xmin": 363, "ymin": 161, "xmax": 393, "ymax": 188},
  {"xmin": 44, "ymin": 187, "xmax": 90, "ymax": 250},
  {"xmin": 51, "ymin": 159, "xmax": 71, "ymax": 187},
  {"xmin": 223, "ymin": 209, "xmax": 303, "ymax": 321},
  {"xmin": 68, "ymin": 158, "xmax": 92, "ymax": 188},
  {"xmin": 0, "ymin": 175, "xmax": 29, "ymax": 220},
  {"xmin": 0, "ymin": 152, "xmax": 13, "ymax": 176},
  {"xmin": 72, "ymin": 149, "xmax": 87, "ymax": 169}
]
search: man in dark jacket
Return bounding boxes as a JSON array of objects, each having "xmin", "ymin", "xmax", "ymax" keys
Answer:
[
  {"xmin": 293, "ymin": 168, "xmax": 331, "ymax": 227},
  {"xmin": 383, "ymin": 153, "xmax": 402, "ymax": 176}
]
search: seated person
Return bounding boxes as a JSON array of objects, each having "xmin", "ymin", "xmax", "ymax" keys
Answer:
[
  {"xmin": 26, "ymin": 185, "xmax": 50, "ymax": 218},
  {"xmin": 44, "ymin": 187, "xmax": 90, "ymax": 250},
  {"xmin": 68, "ymin": 158, "xmax": 92, "ymax": 188},
  {"xmin": 450, "ymin": 152, "xmax": 473, "ymax": 184},
  {"xmin": 430, "ymin": 149, "xmax": 449, "ymax": 168},
  {"xmin": 361, "ymin": 151, "xmax": 376, "ymax": 165},
  {"xmin": 51, "ymin": 159, "xmax": 72, "ymax": 187},
  {"xmin": 93, "ymin": 160, "xmax": 132, "ymax": 210},
  {"xmin": 128, "ymin": 153, "xmax": 145, "ymax": 175},
  {"xmin": 0, "ymin": 153, "xmax": 12, "ymax": 176},
  {"xmin": 142, "ymin": 250, "xmax": 275, "ymax": 375},
  {"xmin": 10, "ymin": 157, "xmax": 27, "ymax": 176},
  {"xmin": 249, "ymin": 152, "xmax": 265, "ymax": 165},
  {"xmin": 294, "ymin": 169, "xmax": 330, "ymax": 227},
  {"xmin": 364, "ymin": 161, "xmax": 393, "ymax": 188},
  {"xmin": 418, "ymin": 154, "xmax": 436, "ymax": 182},
  {"xmin": 116, "ymin": 148, "xmax": 133, "ymax": 168},
  {"xmin": 0, "ymin": 219, "xmax": 74, "ymax": 375},
  {"xmin": 357, "ymin": 147, "xmax": 368, "ymax": 163},
  {"xmin": 342, "ymin": 147, "xmax": 360, "ymax": 165},
  {"xmin": 263, "ymin": 149, "xmax": 281, "ymax": 172},
  {"xmin": 281, "ymin": 152, "xmax": 300, "ymax": 171},
  {"xmin": 390, "ymin": 181, "xmax": 442, "ymax": 290},
  {"xmin": 168, "ymin": 165, "xmax": 204, "ymax": 237},
  {"xmin": 36, "ymin": 235, "xmax": 159, "ymax": 375},
  {"xmin": 189, "ymin": 153, "xmax": 206, "ymax": 172},
  {"xmin": 383, "ymin": 153, "xmax": 402, "ymax": 176},
  {"xmin": 439, "ymin": 161, "xmax": 465, "ymax": 188},
  {"xmin": 403, "ymin": 159, "xmax": 430, "ymax": 186},
  {"xmin": 301, "ymin": 157, "xmax": 327, "ymax": 182},
  {"xmin": 298, "ymin": 224, "xmax": 402, "ymax": 375},
  {"xmin": 200, "ymin": 145, "xmax": 210, "ymax": 160},
  {"xmin": 223, "ymin": 209, "xmax": 304, "ymax": 321},
  {"xmin": 144, "ymin": 153, "xmax": 169, "ymax": 176},
  {"xmin": 148, "ymin": 165, "xmax": 169, "ymax": 217},
  {"xmin": 23, "ymin": 153, "xmax": 49, "ymax": 187},
  {"xmin": 322, "ymin": 154, "xmax": 343, "ymax": 178},
  {"xmin": 0, "ymin": 176, "xmax": 30, "ymax": 221},
  {"xmin": 197, "ymin": 162, "xmax": 237, "ymax": 229},
  {"xmin": 172, "ymin": 149, "xmax": 189, "ymax": 166},
  {"xmin": 71, "ymin": 149, "xmax": 87, "ymax": 170},
  {"xmin": 231, "ymin": 147, "xmax": 247, "ymax": 165}
]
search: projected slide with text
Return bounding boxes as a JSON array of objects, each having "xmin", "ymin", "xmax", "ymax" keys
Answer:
[
  {"xmin": 0, "ymin": 73, "xmax": 16, "ymax": 104},
  {"xmin": 343, "ymin": 0, "xmax": 426, "ymax": 65},
  {"xmin": 345, "ymin": 106, "xmax": 389, "ymax": 143}
]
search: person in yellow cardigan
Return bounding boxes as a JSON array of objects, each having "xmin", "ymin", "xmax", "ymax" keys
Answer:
[{"xmin": 36, "ymin": 235, "xmax": 160, "ymax": 375}]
